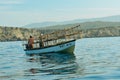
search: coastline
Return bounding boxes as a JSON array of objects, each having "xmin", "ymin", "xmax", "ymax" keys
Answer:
[{"xmin": 0, "ymin": 26, "xmax": 120, "ymax": 42}]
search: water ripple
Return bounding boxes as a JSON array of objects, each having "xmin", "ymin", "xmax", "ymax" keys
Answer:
[{"xmin": 0, "ymin": 37, "xmax": 120, "ymax": 80}]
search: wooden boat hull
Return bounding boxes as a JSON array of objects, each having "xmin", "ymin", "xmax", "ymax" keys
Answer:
[{"xmin": 25, "ymin": 40, "xmax": 75, "ymax": 54}]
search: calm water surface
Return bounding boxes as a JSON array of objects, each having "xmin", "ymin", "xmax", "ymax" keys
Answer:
[{"xmin": 0, "ymin": 37, "xmax": 120, "ymax": 80}]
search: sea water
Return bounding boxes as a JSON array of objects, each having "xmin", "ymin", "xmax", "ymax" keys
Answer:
[{"xmin": 0, "ymin": 37, "xmax": 120, "ymax": 80}]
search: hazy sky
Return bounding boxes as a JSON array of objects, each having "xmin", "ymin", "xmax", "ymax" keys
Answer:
[{"xmin": 0, "ymin": 0, "xmax": 120, "ymax": 27}]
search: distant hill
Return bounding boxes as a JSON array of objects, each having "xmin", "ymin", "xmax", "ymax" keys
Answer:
[
  {"xmin": 23, "ymin": 15, "xmax": 120, "ymax": 28},
  {"xmin": 40, "ymin": 21, "xmax": 120, "ymax": 30},
  {"xmin": 0, "ymin": 25, "xmax": 120, "ymax": 41},
  {"xmin": 23, "ymin": 22, "xmax": 59, "ymax": 28},
  {"xmin": 1, "ymin": 15, "xmax": 120, "ymax": 41}
]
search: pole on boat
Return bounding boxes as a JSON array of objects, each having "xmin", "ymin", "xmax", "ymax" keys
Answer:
[{"xmin": 39, "ymin": 33, "xmax": 44, "ymax": 48}]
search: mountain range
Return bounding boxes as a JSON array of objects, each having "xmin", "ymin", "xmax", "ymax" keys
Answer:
[{"xmin": 22, "ymin": 15, "xmax": 120, "ymax": 28}]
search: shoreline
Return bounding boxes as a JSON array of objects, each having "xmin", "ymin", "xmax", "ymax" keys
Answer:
[{"xmin": 0, "ymin": 26, "xmax": 120, "ymax": 42}]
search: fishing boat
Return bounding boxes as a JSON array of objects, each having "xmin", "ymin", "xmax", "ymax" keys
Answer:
[{"xmin": 23, "ymin": 25, "xmax": 82, "ymax": 54}]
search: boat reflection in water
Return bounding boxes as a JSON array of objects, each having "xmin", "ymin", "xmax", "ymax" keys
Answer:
[{"xmin": 25, "ymin": 52, "xmax": 78, "ymax": 75}]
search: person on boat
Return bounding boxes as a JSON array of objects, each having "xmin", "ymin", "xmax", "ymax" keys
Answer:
[
  {"xmin": 39, "ymin": 34, "xmax": 44, "ymax": 48},
  {"xmin": 28, "ymin": 35, "xmax": 34, "ymax": 49}
]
